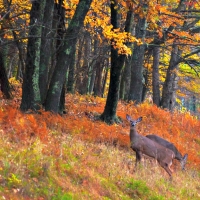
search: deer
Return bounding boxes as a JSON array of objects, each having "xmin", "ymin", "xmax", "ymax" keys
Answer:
[
  {"xmin": 126, "ymin": 114, "xmax": 175, "ymax": 178},
  {"xmin": 146, "ymin": 134, "xmax": 188, "ymax": 170}
]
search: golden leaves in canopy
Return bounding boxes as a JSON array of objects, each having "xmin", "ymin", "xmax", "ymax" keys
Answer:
[{"xmin": 0, "ymin": 0, "xmax": 31, "ymax": 40}]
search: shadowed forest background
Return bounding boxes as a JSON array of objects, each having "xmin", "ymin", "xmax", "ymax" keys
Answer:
[{"xmin": 0, "ymin": 0, "xmax": 200, "ymax": 199}]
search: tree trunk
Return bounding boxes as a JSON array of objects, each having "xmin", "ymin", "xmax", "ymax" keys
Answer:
[
  {"xmin": 93, "ymin": 60, "xmax": 103, "ymax": 97},
  {"xmin": 152, "ymin": 46, "xmax": 160, "ymax": 106},
  {"xmin": 169, "ymin": 73, "xmax": 178, "ymax": 111},
  {"xmin": 100, "ymin": 7, "xmax": 133, "ymax": 124},
  {"xmin": 142, "ymin": 67, "xmax": 149, "ymax": 102},
  {"xmin": 16, "ymin": 59, "xmax": 23, "ymax": 80},
  {"xmin": 39, "ymin": 0, "xmax": 54, "ymax": 104},
  {"xmin": 88, "ymin": 39, "xmax": 100, "ymax": 94},
  {"xmin": 74, "ymin": 38, "xmax": 84, "ymax": 92},
  {"xmin": 45, "ymin": 0, "xmax": 92, "ymax": 113},
  {"xmin": 0, "ymin": 0, "xmax": 12, "ymax": 98},
  {"xmin": 67, "ymin": 49, "xmax": 76, "ymax": 93},
  {"xmin": 119, "ymin": 11, "xmax": 134, "ymax": 101},
  {"xmin": 78, "ymin": 32, "xmax": 91, "ymax": 95},
  {"xmin": 0, "ymin": 50, "xmax": 12, "ymax": 99},
  {"xmin": 120, "ymin": 55, "xmax": 133, "ymax": 101},
  {"xmin": 123, "ymin": 57, "xmax": 132, "ymax": 100},
  {"xmin": 161, "ymin": 43, "xmax": 181, "ymax": 110},
  {"xmin": 20, "ymin": 0, "xmax": 46, "ymax": 111},
  {"xmin": 129, "ymin": 16, "xmax": 147, "ymax": 103},
  {"xmin": 102, "ymin": 58, "xmax": 109, "ymax": 97},
  {"xmin": 55, "ymin": 1, "xmax": 67, "ymax": 113}
]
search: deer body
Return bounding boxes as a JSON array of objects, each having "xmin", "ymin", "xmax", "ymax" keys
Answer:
[
  {"xmin": 127, "ymin": 114, "xmax": 175, "ymax": 178},
  {"xmin": 146, "ymin": 134, "xmax": 188, "ymax": 170}
]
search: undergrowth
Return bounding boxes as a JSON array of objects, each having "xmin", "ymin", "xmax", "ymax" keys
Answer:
[{"xmin": 0, "ymin": 93, "xmax": 199, "ymax": 199}]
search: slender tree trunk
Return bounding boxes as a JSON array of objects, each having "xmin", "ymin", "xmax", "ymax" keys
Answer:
[
  {"xmin": 67, "ymin": 50, "xmax": 76, "ymax": 93},
  {"xmin": 74, "ymin": 38, "xmax": 84, "ymax": 92},
  {"xmin": 192, "ymin": 95, "xmax": 196, "ymax": 113},
  {"xmin": 102, "ymin": 58, "xmax": 109, "ymax": 97},
  {"xmin": 120, "ymin": 55, "xmax": 132, "ymax": 101},
  {"xmin": 45, "ymin": 0, "xmax": 92, "ymax": 113},
  {"xmin": 0, "ymin": 50, "xmax": 12, "ymax": 99},
  {"xmin": 93, "ymin": 60, "xmax": 103, "ymax": 96},
  {"xmin": 0, "ymin": 0, "xmax": 12, "ymax": 98},
  {"xmin": 142, "ymin": 67, "xmax": 149, "ymax": 102},
  {"xmin": 88, "ymin": 66, "xmax": 96, "ymax": 94},
  {"xmin": 78, "ymin": 32, "xmax": 91, "ymax": 94},
  {"xmin": 39, "ymin": 0, "xmax": 54, "ymax": 104},
  {"xmin": 20, "ymin": 0, "xmax": 46, "ymax": 111},
  {"xmin": 129, "ymin": 16, "xmax": 147, "ymax": 103},
  {"xmin": 169, "ymin": 73, "xmax": 178, "ymax": 111},
  {"xmin": 88, "ymin": 39, "xmax": 99, "ymax": 94},
  {"xmin": 59, "ymin": 81, "xmax": 66, "ymax": 113},
  {"xmin": 152, "ymin": 46, "xmax": 160, "ymax": 106},
  {"xmin": 48, "ymin": 1, "xmax": 66, "ymax": 88},
  {"xmin": 55, "ymin": 1, "xmax": 67, "ymax": 113},
  {"xmin": 16, "ymin": 59, "xmax": 23, "ymax": 80},
  {"xmin": 123, "ymin": 57, "xmax": 132, "ymax": 100},
  {"xmin": 161, "ymin": 43, "xmax": 181, "ymax": 110}
]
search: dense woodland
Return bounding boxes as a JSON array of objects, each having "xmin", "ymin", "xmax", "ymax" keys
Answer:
[
  {"xmin": 0, "ymin": 0, "xmax": 200, "ymax": 122},
  {"xmin": 0, "ymin": 1, "xmax": 200, "ymax": 199}
]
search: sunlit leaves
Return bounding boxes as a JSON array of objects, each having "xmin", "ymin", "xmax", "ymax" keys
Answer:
[
  {"xmin": 84, "ymin": 0, "xmax": 138, "ymax": 55},
  {"xmin": 0, "ymin": 0, "xmax": 31, "ymax": 40},
  {"xmin": 102, "ymin": 26, "xmax": 138, "ymax": 55}
]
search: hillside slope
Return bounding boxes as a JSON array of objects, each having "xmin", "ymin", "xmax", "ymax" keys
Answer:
[{"xmin": 0, "ymin": 94, "xmax": 199, "ymax": 199}]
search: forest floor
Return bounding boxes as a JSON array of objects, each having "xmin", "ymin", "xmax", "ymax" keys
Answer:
[{"xmin": 0, "ymin": 84, "xmax": 200, "ymax": 199}]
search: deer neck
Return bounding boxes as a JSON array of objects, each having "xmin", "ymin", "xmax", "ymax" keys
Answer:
[{"xmin": 130, "ymin": 127, "xmax": 138, "ymax": 141}]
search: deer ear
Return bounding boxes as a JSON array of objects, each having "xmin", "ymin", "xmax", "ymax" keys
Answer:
[
  {"xmin": 137, "ymin": 117, "xmax": 142, "ymax": 122},
  {"xmin": 126, "ymin": 114, "xmax": 131, "ymax": 121}
]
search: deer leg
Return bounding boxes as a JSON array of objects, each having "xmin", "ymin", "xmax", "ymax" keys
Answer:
[
  {"xmin": 164, "ymin": 166, "xmax": 172, "ymax": 177},
  {"xmin": 161, "ymin": 163, "xmax": 173, "ymax": 178},
  {"xmin": 135, "ymin": 151, "xmax": 142, "ymax": 169},
  {"xmin": 168, "ymin": 161, "xmax": 174, "ymax": 173}
]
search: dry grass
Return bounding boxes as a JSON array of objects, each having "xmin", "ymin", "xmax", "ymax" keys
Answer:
[{"xmin": 0, "ymin": 131, "xmax": 199, "ymax": 199}]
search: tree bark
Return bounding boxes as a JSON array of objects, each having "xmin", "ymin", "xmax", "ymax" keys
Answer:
[
  {"xmin": 20, "ymin": 0, "xmax": 46, "ymax": 111},
  {"xmin": 39, "ymin": 0, "xmax": 54, "ymax": 104},
  {"xmin": 67, "ymin": 50, "xmax": 76, "ymax": 93},
  {"xmin": 142, "ymin": 67, "xmax": 149, "ymax": 102},
  {"xmin": 77, "ymin": 32, "xmax": 91, "ymax": 95},
  {"xmin": 0, "ymin": 50, "xmax": 12, "ymax": 99},
  {"xmin": 55, "ymin": 0, "xmax": 67, "ymax": 113},
  {"xmin": 101, "ymin": 58, "xmax": 109, "ymax": 97},
  {"xmin": 161, "ymin": 43, "xmax": 181, "ymax": 110},
  {"xmin": 119, "ymin": 58, "xmax": 132, "ymax": 100},
  {"xmin": 152, "ymin": 46, "xmax": 160, "ymax": 106},
  {"xmin": 129, "ymin": 16, "xmax": 147, "ymax": 103},
  {"xmin": 45, "ymin": 0, "xmax": 92, "ymax": 113},
  {"xmin": 93, "ymin": 60, "xmax": 103, "ymax": 97}
]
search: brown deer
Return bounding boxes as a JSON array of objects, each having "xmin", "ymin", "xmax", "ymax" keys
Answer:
[
  {"xmin": 146, "ymin": 134, "xmax": 188, "ymax": 170},
  {"xmin": 126, "ymin": 114, "xmax": 175, "ymax": 178}
]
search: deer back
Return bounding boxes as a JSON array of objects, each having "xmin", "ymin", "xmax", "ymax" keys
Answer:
[{"xmin": 146, "ymin": 134, "xmax": 182, "ymax": 160}]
